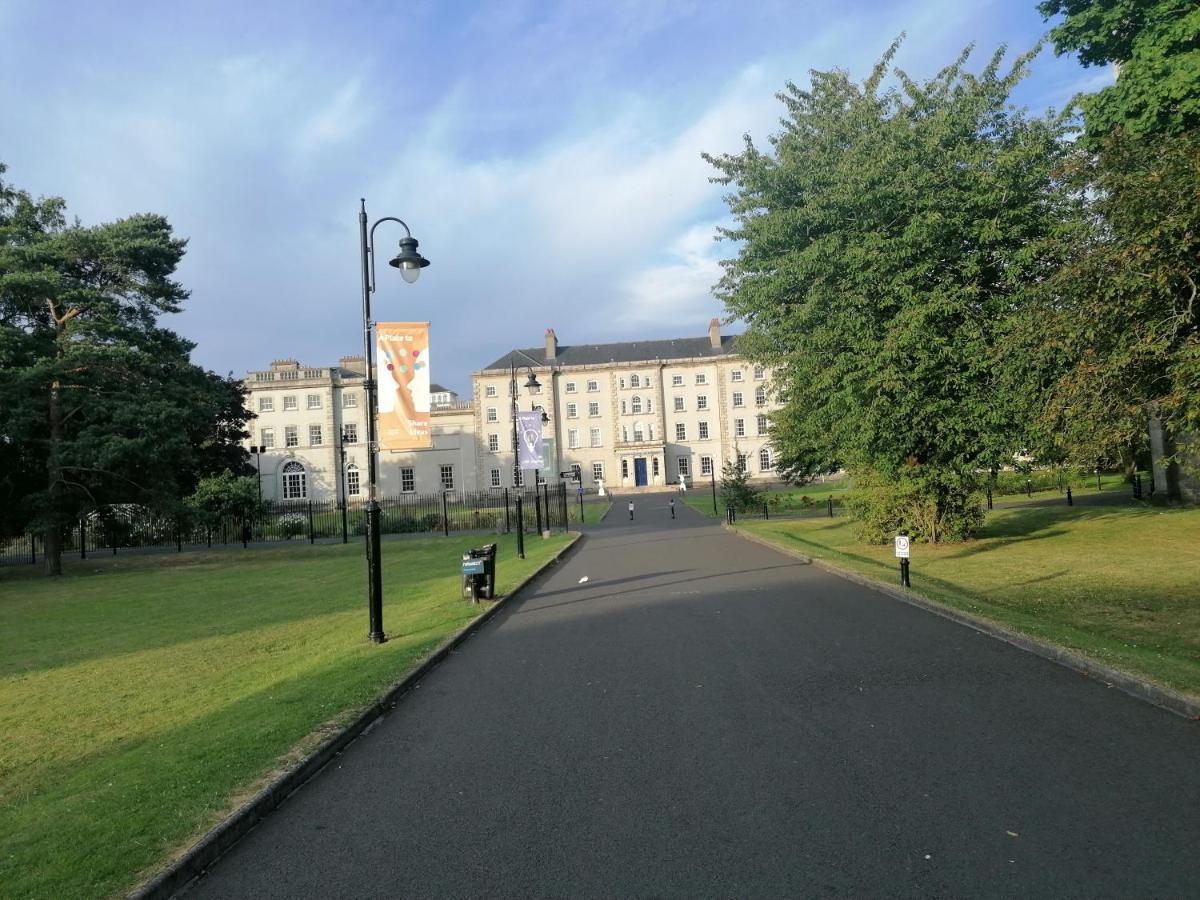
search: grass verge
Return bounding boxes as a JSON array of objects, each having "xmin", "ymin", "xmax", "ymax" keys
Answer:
[
  {"xmin": 0, "ymin": 533, "xmax": 572, "ymax": 899},
  {"xmin": 732, "ymin": 499, "xmax": 1200, "ymax": 700}
]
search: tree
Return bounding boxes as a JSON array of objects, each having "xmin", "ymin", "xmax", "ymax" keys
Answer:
[
  {"xmin": 187, "ymin": 469, "xmax": 262, "ymax": 528},
  {"xmin": 1039, "ymin": 0, "xmax": 1200, "ymax": 141},
  {"xmin": 719, "ymin": 450, "xmax": 763, "ymax": 513},
  {"xmin": 0, "ymin": 165, "xmax": 252, "ymax": 573},
  {"xmin": 705, "ymin": 42, "xmax": 1070, "ymax": 541}
]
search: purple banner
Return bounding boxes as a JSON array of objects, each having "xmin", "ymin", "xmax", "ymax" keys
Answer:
[{"xmin": 516, "ymin": 411, "xmax": 544, "ymax": 469}]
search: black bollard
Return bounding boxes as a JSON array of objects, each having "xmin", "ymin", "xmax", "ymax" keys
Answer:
[
  {"xmin": 986, "ymin": 483, "xmax": 993, "ymax": 510},
  {"xmin": 827, "ymin": 497, "xmax": 834, "ymax": 518},
  {"xmin": 1066, "ymin": 486, "xmax": 1073, "ymax": 506}
]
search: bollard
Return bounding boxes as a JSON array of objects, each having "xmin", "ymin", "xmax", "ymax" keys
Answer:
[
  {"xmin": 986, "ymin": 483, "xmax": 993, "ymax": 510},
  {"xmin": 515, "ymin": 494, "xmax": 525, "ymax": 559},
  {"xmin": 442, "ymin": 491, "xmax": 450, "ymax": 537},
  {"xmin": 1066, "ymin": 486, "xmax": 1073, "ymax": 506},
  {"xmin": 764, "ymin": 501, "xmax": 769, "ymax": 520},
  {"xmin": 308, "ymin": 501, "xmax": 315, "ymax": 545},
  {"xmin": 671, "ymin": 498, "xmax": 676, "ymax": 519},
  {"xmin": 504, "ymin": 488, "xmax": 511, "ymax": 533},
  {"xmin": 827, "ymin": 497, "xmax": 834, "ymax": 518}
]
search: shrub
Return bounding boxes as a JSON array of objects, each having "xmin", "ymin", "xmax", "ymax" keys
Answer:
[
  {"xmin": 277, "ymin": 513, "xmax": 307, "ymax": 540},
  {"xmin": 847, "ymin": 466, "xmax": 983, "ymax": 544}
]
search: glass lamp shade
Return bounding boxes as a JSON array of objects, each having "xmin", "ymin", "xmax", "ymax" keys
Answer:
[{"xmin": 399, "ymin": 261, "xmax": 421, "ymax": 283}]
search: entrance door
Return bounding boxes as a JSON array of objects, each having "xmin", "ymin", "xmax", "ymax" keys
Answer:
[{"xmin": 634, "ymin": 457, "xmax": 648, "ymax": 486}]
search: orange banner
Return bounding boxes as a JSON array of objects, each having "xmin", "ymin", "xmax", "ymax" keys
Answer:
[{"xmin": 376, "ymin": 322, "xmax": 432, "ymax": 450}]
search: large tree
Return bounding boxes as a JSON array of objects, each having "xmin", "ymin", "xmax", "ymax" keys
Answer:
[
  {"xmin": 0, "ymin": 165, "xmax": 252, "ymax": 573},
  {"xmin": 705, "ymin": 42, "xmax": 1071, "ymax": 541}
]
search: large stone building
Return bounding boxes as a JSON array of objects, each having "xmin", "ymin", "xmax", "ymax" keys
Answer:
[{"xmin": 242, "ymin": 320, "xmax": 780, "ymax": 502}]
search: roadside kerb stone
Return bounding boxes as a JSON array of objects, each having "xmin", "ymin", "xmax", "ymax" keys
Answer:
[
  {"xmin": 129, "ymin": 532, "xmax": 584, "ymax": 900},
  {"xmin": 725, "ymin": 523, "xmax": 1200, "ymax": 720}
]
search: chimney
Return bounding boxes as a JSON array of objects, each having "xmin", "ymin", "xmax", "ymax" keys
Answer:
[
  {"xmin": 339, "ymin": 355, "xmax": 365, "ymax": 375},
  {"xmin": 545, "ymin": 328, "xmax": 558, "ymax": 361},
  {"xmin": 708, "ymin": 318, "xmax": 721, "ymax": 349}
]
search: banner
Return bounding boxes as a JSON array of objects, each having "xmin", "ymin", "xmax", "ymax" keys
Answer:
[
  {"xmin": 516, "ymin": 410, "xmax": 544, "ymax": 469},
  {"xmin": 376, "ymin": 322, "xmax": 432, "ymax": 450}
]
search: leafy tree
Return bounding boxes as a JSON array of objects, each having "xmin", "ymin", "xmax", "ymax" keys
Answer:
[
  {"xmin": 1040, "ymin": 0, "xmax": 1200, "ymax": 141},
  {"xmin": 705, "ymin": 42, "xmax": 1070, "ymax": 541},
  {"xmin": 0, "ymin": 165, "xmax": 252, "ymax": 573},
  {"xmin": 719, "ymin": 450, "xmax": 763, "ymax": 513},
  {"xmin": 186, "ymin": 469, "xmax": 262, "ymax": 528}
]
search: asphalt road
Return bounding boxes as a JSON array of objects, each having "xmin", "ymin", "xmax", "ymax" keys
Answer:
[{"xmin": 185, "ymin": 494, "xmax": 1198, "ymax": 899}]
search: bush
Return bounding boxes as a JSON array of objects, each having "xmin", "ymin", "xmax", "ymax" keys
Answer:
[
  {"xmin": 277, "ymin": 513, "xmax": 307, "ymax": 540},
  {"xmin": 847, "ymin": 466, "xmax": 983, "ymax": 544}
]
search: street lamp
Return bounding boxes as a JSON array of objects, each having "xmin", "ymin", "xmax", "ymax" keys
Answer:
[
  {"xmin": 359, "ymin": 199, "xmax": 430, "ymax": 644},
  {"xmin": 510, "ymin": 358, "xmax": 541, "ymax": 559}
]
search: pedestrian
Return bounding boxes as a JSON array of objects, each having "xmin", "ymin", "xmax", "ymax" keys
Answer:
[
  {"xmin": 670, "ymin": 498, "xmax": 675, "ymax": 519},
  {"xmin": 628, "ymin": 500, "xmax": 635, "ymax": 520}
]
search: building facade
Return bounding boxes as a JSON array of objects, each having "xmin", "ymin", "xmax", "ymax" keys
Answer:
[{"xmin": 242, "ymin": 320, "xmax": 781, "ymax": 501}]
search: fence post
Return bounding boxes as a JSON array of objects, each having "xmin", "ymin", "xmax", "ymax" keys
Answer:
[
  {"xmin": 515, "ymin": 494, "xmax": 525, "ymax": 559},
  {"xmin": 307, "ymin": 501, "xmax": 315, "ymax": 544},
  {"xmin": 80, "ymin": 516, "xmax": 86, "ymax": 560},
  {"xmin": 827, "ymin": 497, "xmax": 834, "ymax": 518},
  {"xmin": 764, "ymin": 502, "xmax": 769, "ymax": 520},
  {"xmin": 504, "ymin": 488, "xmax": 511, "ymax": 533},
  {"xmin": 442, "ymin": 491, "xmax": 450, "ymax": 537},
  {"xmin": 341, "ymin": 503, "xmax": 349, "ymax": 544},
  {"xmin": 1066, "ymin": 486, "xmax": 1073, "ymax": 506},
  {"xmin": 560, "ymin": 482, "xmax": 568, "ymax": 532}
]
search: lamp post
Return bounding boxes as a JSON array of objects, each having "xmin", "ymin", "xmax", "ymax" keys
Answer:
[
  {"xmin": 510, "ymin": 358, "xmax": 541, "ymax": 559},
  {"xmin": 710, "ymin": 463, "xmax": 718, "ymax": 516},
  {"xmin": 359, "ymin": 199, "xmax": 430, "ymax": 644},
  {"xmin": 249, "ymin": 446, "xmax": 265, "ymax": 508},
  {"xmin": 530, "ymin": 403, "xmax": 550, "ymax": 534},
  {"xmin": 338, "ymin": 428, "xmax": 351, "ymax": 544}
]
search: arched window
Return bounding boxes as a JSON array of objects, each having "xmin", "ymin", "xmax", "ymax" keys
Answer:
[
  {"xmin": 630, "ymin": 374, "xmax": 641, "ymax": 388},
  {"xmin": 345, "ymin": 464, "xmax": 360, "ymax": 497},
  {"xmin": 759, "ymin": 448, "xmax": 772, "ymax": 471},
  {"xmin": 282, "ymin": 461, "xmax": 307, "ymax": 499},
  {"xmin": 631, "ymin": 396, "xmax": 643, "ymax": 414}
]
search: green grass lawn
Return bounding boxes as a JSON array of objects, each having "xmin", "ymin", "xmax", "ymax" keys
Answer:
[
  {"xmin": 0, "ymin": 533, "xmax": 573, "ymax": 899},
  {"xmin": 734, "ymin": 499, "xmax": 1200, "ymax": 698}
]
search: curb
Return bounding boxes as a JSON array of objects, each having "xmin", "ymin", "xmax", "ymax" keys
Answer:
[
  {"xmin": 130, "ymin": 532, "xmax": 584, "ymax": 900},
  {"xmin": 725, "ymin": 524, "xmax": 1200, "ymax": 721}
]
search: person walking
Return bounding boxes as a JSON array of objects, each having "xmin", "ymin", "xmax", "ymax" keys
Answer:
[
  {"xmin": 670, "ymin": 498, "xmax": 675, "ymax": 519},
  {"xmin": 628, "ymin": 500, "xmax": 635, "ymax": 520}
]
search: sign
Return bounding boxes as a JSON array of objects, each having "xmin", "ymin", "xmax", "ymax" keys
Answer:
[
  {"xmin": 376, "ymin": 322, "xmax": 432, "ymax": 450},
  {"xmin": 542, "ymin": 437, "xmax": 556, "ymax": 472},
  {"xmin": 516, "ymin": 411, "xmax": 543, "ymax": 469},
  {"xmin": 894, "ymin": 535, "xmax": 911, "ymax": 559}
]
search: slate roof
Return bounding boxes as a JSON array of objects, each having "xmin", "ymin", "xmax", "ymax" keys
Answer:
[
  {"xmin": 429, "ymin": 383, "xmax": 455, "ymax": 395},
  {"xmin": 480, "ymin": 334, "xmax": 741, "ymax": 372}
]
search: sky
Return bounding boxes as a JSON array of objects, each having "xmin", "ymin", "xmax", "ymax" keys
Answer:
[{"xmin": 1, "ymin": 0, "xmax": 1107, "ymax": 396}]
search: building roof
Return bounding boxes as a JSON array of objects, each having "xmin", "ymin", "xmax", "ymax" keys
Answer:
[
  {"xmin": 429, "ymin": 383, "xmax": 454, "ymax": 395},
  {"xmin": 480, "ymin": 334, "xmax": 740, "ymax": 372}
]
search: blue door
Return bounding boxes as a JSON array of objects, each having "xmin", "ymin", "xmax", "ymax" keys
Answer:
[{"xmin": 634, "ymin": 458, "xmax": 648, "ymax": 486}]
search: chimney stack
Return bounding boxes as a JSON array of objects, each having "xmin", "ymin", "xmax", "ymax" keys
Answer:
[
  {"xmin": 545, "ymin": 328, "xmax": 558, "ymax": 361},
  {"xmin": 708, "ymin": 318, "xmax": 721, "ymax": 349}
]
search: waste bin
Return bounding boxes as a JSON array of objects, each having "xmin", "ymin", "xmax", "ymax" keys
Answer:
[{"xmin": 461, "ymin": 543, "xmax": 497, "ymax": 602}]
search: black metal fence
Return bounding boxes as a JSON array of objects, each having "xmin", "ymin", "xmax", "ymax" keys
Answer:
[
  {"xmin": 725, "ymin": 496, "xmax": 848, "ymax": 523},
  {"xmin": 1, "ymin": 483, "xmax": 590, "ymax": 567}
]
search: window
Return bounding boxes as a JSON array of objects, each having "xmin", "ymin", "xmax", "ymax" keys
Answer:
[
  {"xmin": 490, "ymin": 468, "xmax": 502, "ymax": 488},
  {"xmin": 675, "ymin": 423, "xmax": 686, "ymax": 441},
  {"xmin": 633, "ymin": 423, "xmax": 644, "ymax": 441},
  {"xmin": 567, "ymin": 403, "xmax": 578, "ymax": 418},
  {"xmin": 673, "ymin": 396, "xmax": 684, "ymax": 412},
  {"xmin": 697, "ymin": 395, "xmax": 708, "ymax": 411},
  {"xmin": 621, "ymin": 459, "xmax": 629, "ymax": 479},
  {"xmin": 309, "ymin": 424, "xmax": 322, "ymax": 445},
  {"xmin": 678, "ymin": 456, "xmax": 690, "ymax": 477},
  {"xmin": 258, "ymin": 396, "xmax": 274, "ymax": 412},
  {"xmin": 568, "ymin": 429, "xmax": 580, "ymax": 449},
  {"xmin": 590, "ymin": 427, "xmax": 602, "ymax": 448},
  {"xmin": 620, "ymin": 400, "xmax": 627, "ymax": 415},
  {"xmin": 512, "ymin": 466, "xmax": 524, "ymax": 487},
  {"xmin": 565, "ymin": 381, "xmax": 577, "ymax": 393},
  {"xmin": 757, "ymin": 414, "xmax": 768, "ymax": 435},
  {"xmin": 282, "ymin": 462, "xmax": 306, "ymax": 499},
  {"xmin": 261, "ymin": 428, "xmax": 275, "ymax": 448},
  {"xmin": 440, "ymin": 465, "xmax": 455, "ymax": 490},
  {"xmin": 401, "ymin": 468, "xmax": 415, "ymax": 493},
  {"xmin": 695, "ymin": 373, "xmax": 707, "ymax": 385},
  {"xmin": 630, "ymin": 374, "xmax": 640, "ymax": 388},
  {"xmin": 592, "ymin": 461, "xmax": 604, "ymax": 482},
  {"xmin": 652, "ymin": 457, "xmax": 660, "ymax": 477},
  {"xmin": 738, "ymin": 453, "xmax": 748, "ymax": 473},
  {"xmin": 343, "ymin": 393, "xmax": 358, "ymax": 408},
  {"xmin": 488, "ymin": 433, "xmax": 500, "ymax": 452},
  {"xmin": 343, "ymin": 423, "xmax": 359, "ymax": 443},
  {"xmin": 646, "ymin": 398, "xmax": 652, "ymax": 413},
  {"xmin": 285, "ymin": 426, "xmax": 298, "ymax": 448},
  {"xmin": 644, "ymin": 375, "xmax": 652, "ymax": 388},
  {"xmin": 735, "ymin": 418, "xmax": 745, "ymax": 437},
  {"xmin": 672, "ymin": 374, "xmax": 683, "ymax": 387},
  {"xmin": 648, "ymin": 424, "xmax": 655, "ymax": 440},
  {"xmin": 700, "ymin": 455, "xmax": 713, "ymax": 476},
  {"xmin": 754, "ymin": 365, "xmax": 766, "ymax": 380},
  {"xmin": 619, "ymin": 377, "xmax": 625, "ymax": 390},
  {"xmin": 732, "ymin": 391, "xmax": 744, "ymax": 408},
  {"xmin": 283, "ymin": 395, "xmax": 298, "ymax": 411},
  {"xmin": 730, "ymin": 370, "xmax": 743, "ymax": 382},
  {"xmin": 631, "ymin": 396, "xmax": 643, "ymax": 414},
  {"xmin": 346, "ymin": 465, "xmax": 361, "ymax": 496},
  {"xmin": 586, "ymin": 380, "xmax": 599, "ymax": 392},
  {"xmin": 698, "ymin": 421, "xmax": 709, "ymax": 440},
  {"xmin": 486, "ymin": 407, "xmax": 498, "ymax": 423},
  {"xmin": 621, "ymin": 425, "xmax": 629, "ymax": 442},
  {"xmin": 759, "ymin": 448, "xmax": 773, "ymax": 471},
  {"xmin": 588, "ymin": 401, "xmax": 600, "ymax": 417},
  {"xmin": 756, "ymin": 387, "xmax": 767, "ymax": 406},
  {"xmin": 485, "ymin": 384, "xmax": 497, "ymax": 398},
  {"xmin": 307, "ymin": 394, "xmax": 322, "ymax": 410}
]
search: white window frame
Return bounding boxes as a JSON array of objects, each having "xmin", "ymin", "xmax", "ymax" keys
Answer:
[
  {"xmin": 258, "ymin": 396, "xmax": 274, "ymax": 412},
  {"xmin": 759, "ymin": 448, "xmax": 773, "ymax": 471},
  {"xmin": 486, "ymin": 407, "xmax": 498, "ymax": 423},
  {"xmin": 490, "ymin": 468, "xmax": 502, "ymax": 488},
  {"xmin": 283, "ymin": 395, "xmax": 298, "ymax": 411},
  {"xmin": 754, "ymin": 365, "xmax": 766, "ymax": 380},
  {"xmin": 261, "ymin": 428, "xmax": 275, "ymax": 448},
  {"xmin": 309, "ymin": 424, "xmax": 322, "ymax": 446},
  {"xmin": 485, "ymin": 384, "xmax": 498, "ymax": 398},
  {"xmin": 440, "ymin": 465, "xmax": 455, "ymax": 491},
  {"xmin": 695, "ymin": 373, "xmax": 707, "ymax": 385},
  {"xmin": 756, "ymin": 386, "xmax": 768, "ymax": 405},
  {"xmin": 343, "ymin": 423, "xmax": 359, "ymax": 444},
  {"xmin": 735, "ymin": 418, "xmax": 745, "ymax": 438},
  {"xmin": 697, "ymin": 395, "xmax": 709, "ymax": 411},
  {"xmin": 285, "ymin": 425, "xmax": 298, "ymax": 448},
  {"xmin": 631, "ymin": 396, "xmax": 643, "ymax": 414},
  {"xmin": 400, "ymin": 467, "xmax": 415, "ymax": 493},
  {"xmin": 678, "ymin": 456, "xmax": 690, "ymax": 477},
  {"xmin": 592, "ymin": 461, "xmax": 604, "ymax": 482},
  {"xmin": 757, "ymin": 414, "xmax": 768, "ymax": 435},
  {"xmin": 590, "ymin": 427, "xmax": 602, "ymax": 448},
  {"xmin": 488, "ymin": 433, "xmax": 500, "ymax": 452},
  {"xmin": 568, "ymin": 428, "xmax": 580, "ymax": 449},
  {"xmin": 673, "ymin": 396, "xmax": 685, "ymax": 412},
  {"xmin": 675, "ymin": 423, "xmax": 686, "ymax": 441},
  {"xmin": 698, "ymin": 421, "xmax": 710, "ymax": 440},
  {"xmin": 567, "ymin": 403, "xmax": 578, "ymax": 418},
  {"xmin": 732, "ymin": 391, "xmax": 744, "ymax": 408},
  {"xmin": 672, "ymin": 374, "xmax": 683, "ymax": 387},
  {"xmin": 307, "ymin": 393, "xmax": 322, "ymax": 410},
  {"xmin": 700, "ymin": 455, "xmax": 713, "ymax": 476},
  {"xmin": 730, "ymin": 370, "xmax": 743, "ymax": 382},
  {"xmin": 586, "ymin": 380, "xmax": 599, "ymax": 392},
  {"xmin": 565, "ymin": 381, "xmax": 577, "ymax": 393},
  {"xmin": 588, "ymin": 401, "xmax": 600, "ymax": 417},
  {"xmin": 346, "ymin": 465, "xmax": 361, "ymax": 496},
  {"xmin": 282, "ymin": 461, "xmax": 307, "ymax": 499},
  {"xmin": 631, "ymin": 374, "xmax": 641, "ymax": 388},
  {"xmin": 342, "ymin": 393, "xmax": 358, "ymax": 408}
]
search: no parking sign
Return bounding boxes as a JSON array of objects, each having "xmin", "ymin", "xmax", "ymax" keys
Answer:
[{"xmin": 894, "ymin": 534, "xmax": 911, "ymax": 558}]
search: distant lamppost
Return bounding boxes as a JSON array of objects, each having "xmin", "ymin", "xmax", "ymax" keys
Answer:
[
  {"xmin": 249, "ymin": 445, "xmax": 265, "ymax": 507},
  {"xmin": 338, "ymin": 428, "xmax": 352, "ymax": 544},
  {"xmin": 530, "ymin": 403, "xmax": 550, "ymax": 534},
  {"xmin": 358, "ymin": 199, "xmax": 430, "ymax": 644},
  {"xmin": 510, "ymin": 358, "xmax": 541, "ymax": 559}
]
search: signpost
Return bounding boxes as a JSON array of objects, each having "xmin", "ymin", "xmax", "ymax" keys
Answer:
[
  {"xmin": 894, "ymin": 533, "xmax": 911, "ymax": 587},
  {"xmin": 561, "ymin": 469, "xmax": 584, "ymax": 523}
]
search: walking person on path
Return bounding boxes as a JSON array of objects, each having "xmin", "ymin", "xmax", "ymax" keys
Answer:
[
  {"xmin": 628, "ymin": 500, "xmax": 635, "ymax": 520},
  {"xmin": 670, "ymin": 498, "xmax": 675, "ymax": 519}
]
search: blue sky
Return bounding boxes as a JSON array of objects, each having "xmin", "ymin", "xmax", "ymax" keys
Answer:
[{"xmin": 1, "ymin": 0, "xmax": 1106, "ymax": 395}]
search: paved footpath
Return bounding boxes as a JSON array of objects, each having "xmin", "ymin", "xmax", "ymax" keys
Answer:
[{"xmin": 186, "ymin": 495, "xmax": 1198, "ymax": 899}]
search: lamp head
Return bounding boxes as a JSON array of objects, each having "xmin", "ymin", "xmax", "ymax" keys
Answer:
[
  {"xmin": 388, "ymin": 236, "xmax": 430, "ymax": 284},
  {"xmin": 524, "ymin": 371, "xmax": 541, "ymax": 390}
]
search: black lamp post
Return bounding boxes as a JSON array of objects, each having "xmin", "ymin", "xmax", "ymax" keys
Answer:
[
  {"xmin": 249, "ymin": 445, "xmax": 265, "ymax": 541},
  {"xmin": 358, "ymin": 199, "xmax": 430, "ymax": 644},
  {"xmin": 530, "ymin": 403, "xmax": 550, "ymax": 534},
  {"xmin": 338, "ymin": 428, "xmax": 351, "ymax": 544},
  {"xmin": 510, "ymin": 358, "xmax": 541, "ymax": 559}
]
